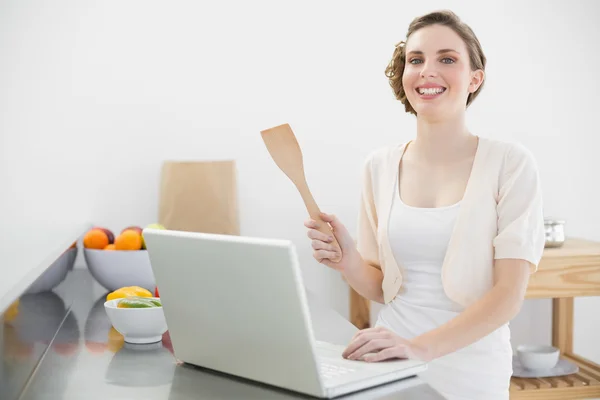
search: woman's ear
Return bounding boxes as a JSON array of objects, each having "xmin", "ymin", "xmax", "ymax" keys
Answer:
[{"xmin": 469, "ymin": 69, "xmax": 485, "ymax": 93}]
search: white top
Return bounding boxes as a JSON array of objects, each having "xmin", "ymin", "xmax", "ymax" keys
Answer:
[
  {"xmin": 378, "ymin": 181, "xmax": 465, "ymax": 339},
  {"xmin": 389, "ymin": 185, "xmax": 463, "ymax": 312}
]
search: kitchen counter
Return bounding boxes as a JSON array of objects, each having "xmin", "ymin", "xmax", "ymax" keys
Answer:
[{"xmin": 1, "ymin": 268, "xmax": 444, "ymax": 400}]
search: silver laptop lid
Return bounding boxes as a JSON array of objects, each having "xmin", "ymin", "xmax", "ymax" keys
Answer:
[{"xmin": 143, "ymin": 229, "xmax": 325, "ymax": 396}]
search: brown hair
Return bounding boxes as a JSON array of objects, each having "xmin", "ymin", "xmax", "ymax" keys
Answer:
[{"xmin": 385, "ymin": 10, "xmax": 486, "ymax": 115}]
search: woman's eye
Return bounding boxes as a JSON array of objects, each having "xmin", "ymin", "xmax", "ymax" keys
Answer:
[{"xmin": 408, "ymin": 58, "xmax": 454, "ymax": 65}]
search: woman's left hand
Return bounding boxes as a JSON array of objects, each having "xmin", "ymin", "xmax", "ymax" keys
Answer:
[{"xmin": 342, "ymin": 326, "xmax": 431, "ymax": 362}]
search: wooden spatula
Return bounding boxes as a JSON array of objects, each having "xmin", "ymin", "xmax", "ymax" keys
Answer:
[{"xmin": 260, "ymin": 123, "xmax": 342, "ymax": 263}]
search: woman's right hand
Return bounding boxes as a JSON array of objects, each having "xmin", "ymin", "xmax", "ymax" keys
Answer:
[{"xmin": 304, "ymin": 212, "xmax": 360, "ymax": 273}]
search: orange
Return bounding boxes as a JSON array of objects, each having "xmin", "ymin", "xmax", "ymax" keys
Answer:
[
  {"xmin": 104, "ymin": 244, "xmax": 116, "ymax": 250},
  {"xmin": 83, "ymin": 229, "xmax": 109, "ymax": 249},
  {"xmin": 114, "ymin": 230, "xmax": 142, "ymax": 250}
]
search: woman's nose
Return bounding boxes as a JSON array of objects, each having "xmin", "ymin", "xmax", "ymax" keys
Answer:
[{"xmin": 420, "ymin": 62, "xmax": 438, "ymax": 78}]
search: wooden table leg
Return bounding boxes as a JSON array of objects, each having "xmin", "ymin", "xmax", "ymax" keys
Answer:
[
  {"xmin": 349, "ymin": 287, "xmax": 370, "ymax": 329},
  {"xmin": 552, "ymin": 297, "xmax": 573, "ymax": 354}
]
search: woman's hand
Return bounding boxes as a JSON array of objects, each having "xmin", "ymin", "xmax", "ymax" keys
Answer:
[
  {"xmin": 305, "ymin": 212, "xmax": 386, "ymax": 304},
  {"xmin": 342, "ymin": 326, "xmax": 432, "ymax": 363},
  {"xmin": 304, "ymin": 212, "xmax": 360, "ymax": 272}
]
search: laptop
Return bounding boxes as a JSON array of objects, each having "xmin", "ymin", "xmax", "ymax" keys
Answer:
[{"xmin": 142, "ymin": 228, "xmax": 427, "ymax": 398}]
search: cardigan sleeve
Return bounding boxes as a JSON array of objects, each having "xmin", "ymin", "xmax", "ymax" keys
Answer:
[
  {"xmin": 492, "ymin": 143, "xmax": 546, "ymax": 271},
  {"xmin": 355, "ymin": 154, "xmax": 381, "ymax": 270}
]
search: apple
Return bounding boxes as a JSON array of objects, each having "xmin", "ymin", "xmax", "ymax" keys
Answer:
[
  {"xmin": 93, "ymin": 227, "xmax": 115, "ymax": 244},
  {"xmin": 146, "ymin": 223, "xmax": 166, "ymax": 230}
]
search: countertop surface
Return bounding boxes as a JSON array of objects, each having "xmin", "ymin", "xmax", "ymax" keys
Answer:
[{"xmin": 1, "ymin": 268, "xmax": 444, "ymax": 400}]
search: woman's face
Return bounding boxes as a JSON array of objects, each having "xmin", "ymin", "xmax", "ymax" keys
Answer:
[{"xmin": 402, "ymin": 24, "xmax": 483, "ymax": 120}]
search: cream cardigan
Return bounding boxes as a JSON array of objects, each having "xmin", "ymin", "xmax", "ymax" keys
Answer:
[{"xmin": 355, "ymin": 137, "xmax": 546, "ymax": 305}]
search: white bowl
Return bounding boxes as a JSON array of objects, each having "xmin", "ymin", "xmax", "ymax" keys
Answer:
[
  {"xmin": 84, "ymin": 248, "xmax": 156, "ymax": 292},
  {"xmin": 517, "ymin": 345, "xmax": 560, "ymax": 370},
  {"xmin": 104, "ymin": 297, "xmax": 167, "ymax": 344},
  {"xmin": 26, "ymin": 247, "xmax": 78, "ymax": 294}
]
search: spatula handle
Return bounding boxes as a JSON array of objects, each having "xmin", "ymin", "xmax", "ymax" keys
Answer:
[{"xmin": 297, "ymin": 183, "xmax": 343, "ymax": 263}]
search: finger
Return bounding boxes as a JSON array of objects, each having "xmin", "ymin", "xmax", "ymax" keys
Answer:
[
  {"xmin": 313, "ymin": 249, "xmax": 339, "ymax": 263},
  {"xmin": 363, "ymin": 345, "xmax": 408, "ymax": 363},
  {"xmin": 319, "ymin": 212, "xmax": 335, "ymax": 223},
  {"xmin": 305, "ymin": 220, "xmax": 329, "ymax": 236},
  {"xmin": 306, "ymin": 218, "xmax": 328, "ymax": 230},
  {"xmin": 303, "ymin": 219, "xmax": 315, "ymax": 228},
  {"xmin": 306, "ymin": 228, "xmax": 333, "ymax": 243},
  {"xmin": 311, "ymin": 239, "xmax": 334, "ymax": 251},
  {"xmin": 342, "ymin": 331, "xmax": 387, "ymax": 358},
  {"xmin": 320, "ymin": 213, "xmax": 347, "ymax": 236},
  {"xmin": 347, "ymin": 339, "xmax": 394, "ymax": 360},
  {"xmin": 343, "ymin": 337, "xmax": 373, "ymax": 359},
  {"xmin": 347, "ymin": 329, "xmax": 376, "ymax": 349},
  {"xmin": 304, "ymin": 219, "xmax": 321, "ymax": 228}
]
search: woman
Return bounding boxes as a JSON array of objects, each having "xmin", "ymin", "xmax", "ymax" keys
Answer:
[{"xmin": 304, "ymin": 10, "xmax": 545, "ymax": 400}]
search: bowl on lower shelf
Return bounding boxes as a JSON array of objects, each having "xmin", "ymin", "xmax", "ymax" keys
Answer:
[
  {"xmin": 517, "ymin": 344, "xmax": 560, "ymax": 370},
  {"xmin": 84, "ymin": 248, "xmax": 156, "ymax": 292},
  {"xmin": 25, "ymin": 247, "xmax": 78, "ymax": 294},
  {"xmin": 104, "ymin": 298, "xmax": 167, "ymax": 344}
]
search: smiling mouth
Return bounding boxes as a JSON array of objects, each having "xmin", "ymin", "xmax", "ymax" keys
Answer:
[{"xmin": 416, "ymin": 87, "xmax": 446, "ymax": 96}]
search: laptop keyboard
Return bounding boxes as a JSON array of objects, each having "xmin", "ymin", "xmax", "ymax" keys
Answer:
[{"xmin": 319, "ymin": 362, "xmax": 356, "ymax": 379}]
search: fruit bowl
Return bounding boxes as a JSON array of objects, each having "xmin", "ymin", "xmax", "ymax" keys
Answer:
[
  {"xmin": 26, "ymin": 247, "xmax": 78, "ymax": 294},
  {"xmin": 84, "ymin": 249, "xmax": 156, "ymax": 292},
  {"xmin": 104, "ymin": 297, "xmax": 167, "ymax": 344}
]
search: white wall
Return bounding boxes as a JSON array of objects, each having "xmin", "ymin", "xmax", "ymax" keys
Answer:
[{"xmin": 1, "ymin": 0, "xmax": 599, "ymax": 363}]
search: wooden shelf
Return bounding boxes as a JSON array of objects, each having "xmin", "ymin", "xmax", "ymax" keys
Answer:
[
  {"xmin": 526, "ymin": 238, "xmax": 600, "ymax": 299},
  {"xmin": 510, "ymin": 353, "xmax": 600, "ymax": 399}
]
